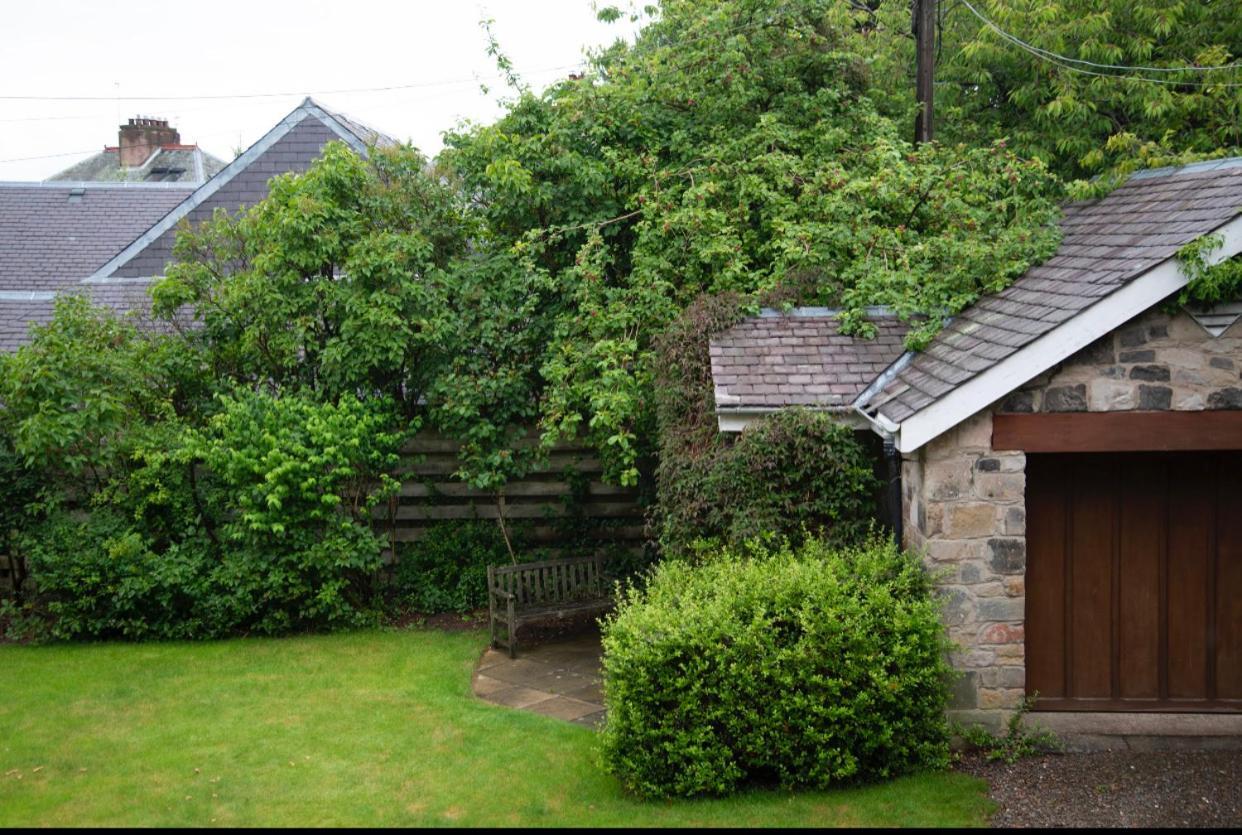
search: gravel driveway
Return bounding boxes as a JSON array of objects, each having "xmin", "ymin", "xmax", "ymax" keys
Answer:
[{"xmin": 957, "ymin": 751, "xmax": 1242, "ymax": 828}]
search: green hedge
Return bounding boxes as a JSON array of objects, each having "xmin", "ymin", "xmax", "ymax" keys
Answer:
[{"xmin": 600, "ymin": 535, "xmax": 953, "ymax": 798}]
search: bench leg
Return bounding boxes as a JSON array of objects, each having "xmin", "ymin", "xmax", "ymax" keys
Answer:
[{"xmin": 507, "ymin": 599, "xmax": 517, "ymax": 658}]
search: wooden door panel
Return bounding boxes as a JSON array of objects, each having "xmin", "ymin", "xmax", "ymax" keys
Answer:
[
  {"xmin": 1165, "ymin": 456, "xmax": 1212, "ymax": 701},
  {"xmin": 1068, "ymin": 460, "xmax": 1116, "ymax": 699},
  {"xmin": 1026, "ymin": 456, "xmax": 1068, "ymax": 699},
  {"xmin": 1217, "ymin": 456, "xmax": 1242, "ymax": 700},
  {"xmin": 1026, "ymin": 451, "xmax": 1241, "ymax": 712},
  {"xmin": 1117, "ymin": 458, "xmax": 1163, "ymax": 700}
]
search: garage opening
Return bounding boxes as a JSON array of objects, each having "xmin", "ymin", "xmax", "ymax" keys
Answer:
[{"xmin": 1026, "ymin": 452, "xmax": 1242, "ymax": 712}]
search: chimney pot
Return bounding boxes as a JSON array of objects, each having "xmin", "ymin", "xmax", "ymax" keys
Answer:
[{"xmin": 118, "ymin": 115, "xmax": 180, "ymax": 168}]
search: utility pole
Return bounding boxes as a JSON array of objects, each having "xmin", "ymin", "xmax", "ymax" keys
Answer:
[{"xmin": 914, "ymin": 0, "xmax": 936, "ymax": 144}]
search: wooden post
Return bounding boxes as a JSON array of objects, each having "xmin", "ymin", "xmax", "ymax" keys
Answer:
[{"xmin": 914, "ymin": 0, "xmax": 936, "ymax": 144}]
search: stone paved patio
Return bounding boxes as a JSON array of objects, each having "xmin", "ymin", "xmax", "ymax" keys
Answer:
[{"xmin": 471, "ymin": 628, "xmax": 605, "ymax": 727}]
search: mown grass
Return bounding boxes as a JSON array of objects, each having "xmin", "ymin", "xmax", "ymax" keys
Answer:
[{"xmin": 0, "ymin": 629, "xmax": 992, "ymax": 827}]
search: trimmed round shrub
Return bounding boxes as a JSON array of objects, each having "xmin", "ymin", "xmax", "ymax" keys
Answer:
[{"xmin": 600, "ymin": 535, "xmax": 952, "ymax": 798}]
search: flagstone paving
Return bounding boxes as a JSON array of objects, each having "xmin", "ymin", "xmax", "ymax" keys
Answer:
[{"xmin": 472, "ymin": 628, "xmax": 606, "ymax": 728}]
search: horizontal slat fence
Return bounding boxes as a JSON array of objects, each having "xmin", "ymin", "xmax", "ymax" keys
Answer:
[{"xmin": 374, "ymin": 431, "xmax": 647, "ymax": 559}]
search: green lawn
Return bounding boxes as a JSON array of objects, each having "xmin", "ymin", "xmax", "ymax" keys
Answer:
[{"xmin": 0, "ymin": 629, "xmax": 992, "ymax": 827}]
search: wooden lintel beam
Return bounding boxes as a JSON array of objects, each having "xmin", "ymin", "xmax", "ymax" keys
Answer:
[{"xmin": 992, "ymin": 411, "xmax": 1242, "ymax": 453}]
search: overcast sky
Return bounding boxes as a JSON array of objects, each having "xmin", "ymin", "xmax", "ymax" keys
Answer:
[{"xmin": 0, "ymin": 0, "xmax": 640, "ymax": 181}]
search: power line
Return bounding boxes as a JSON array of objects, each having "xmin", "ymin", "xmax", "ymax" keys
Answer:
[
  {"xmin": 0, "ymin": 64, "xmax": 583, "ymax": 103},
  {"xmin": 958, "ymin": 0, "xmax": 1242, "ymax": 86}
]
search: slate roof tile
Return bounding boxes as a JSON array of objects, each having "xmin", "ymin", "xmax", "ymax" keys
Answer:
[{"xmin": 710, "ymin": 311, "xmax": 910, "ymax": 411}]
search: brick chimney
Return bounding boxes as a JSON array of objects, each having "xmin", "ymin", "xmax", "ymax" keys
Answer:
[{"xmin": 118, "ymin": 117, "xmax": 179, "ymax": 168}]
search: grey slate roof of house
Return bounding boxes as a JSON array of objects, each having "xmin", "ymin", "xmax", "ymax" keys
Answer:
[
  {"xmin": 0, "ymin": 100, "xmax": 395, "ymax": 352},
  {"xmin": 711, "ymin": 309, "xmax": 910, "ymax": 411},
  {"xmin": 0, "ymin": 283, "xmax": 179, "ymax": 353},
  {"xmin": 0, "ymin": 182, "xmax": 195, "ymax": 293},
  {"xmin": 861, "ymin": 158, "xmax": 1242, "ymax": 424},
  {"xmin": 48, "ymin": 147, "xmax": 227, "ymax": 184}
]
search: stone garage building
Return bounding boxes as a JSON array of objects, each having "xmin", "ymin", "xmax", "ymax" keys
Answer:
[{"xmin": 711, "ymin": 158, "xmax": 1242, "ymax": 743}]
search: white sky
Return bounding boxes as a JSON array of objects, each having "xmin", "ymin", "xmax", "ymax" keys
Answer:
[{"xmin": 0, "ymin": 0, "xmax": 641, "ymax": 181}]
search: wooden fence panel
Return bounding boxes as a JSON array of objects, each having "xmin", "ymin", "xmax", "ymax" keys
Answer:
[{"xmin": 374, "ymin": 430, "xmax": 647, "ymax": 559}]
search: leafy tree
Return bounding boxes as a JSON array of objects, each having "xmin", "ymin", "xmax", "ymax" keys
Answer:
[
  {"xmin": 443, "ymin": 0, "xmax": 1062, "ymax": 483},
  {"xmin": 828, "ymin": 0, "xmax": 1242, "ymax": 182}
]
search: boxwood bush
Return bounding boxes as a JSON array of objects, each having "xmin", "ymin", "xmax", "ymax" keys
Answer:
[{"xmin": 600, "ymin": 535, "xmax": 953, "ymax": 798}]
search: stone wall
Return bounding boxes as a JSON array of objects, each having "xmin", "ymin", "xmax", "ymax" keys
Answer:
[
  {"xmin": 1000, "ymin": 308, "xmax": 1242, "ymax": 415},
  {"xmin": 903, "ymin": 308, "xmax": 1242, "ymax": 730}
]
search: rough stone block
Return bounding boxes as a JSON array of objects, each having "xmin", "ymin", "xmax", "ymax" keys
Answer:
[
  {"xmin": 980, "ymin": 622, "xmax": 1024, "ymax": 645},
  {"xmin": 950, "ymin": 671, "xmax": 979, "ymax": 709},
  {"xmin": 1130, "ymin": 364, "xmax": 1170, "ymax": 382},
  {"xmin": 1003, "ymin": 576, "xmax": 1025, "ymax": 597},
  {"xmin": 1210, "ymin": 356, "xmax": 1235, "ymax": 371},
  {"xmin": 1175, "ymin": 391, "xmax": 1206, "ymax": 411},
  {"xmin": 1075, "ymin": 335, "xmax": 1115, "ymax": 365},
  {"xmin": 1088, "ymin": 380, "xmax": 1135, "ymax": 411},
  {"xmin": 1043, "ymin": 384, "xmax": 1087, "ymax": 412},
  {"xmin": 924, "ymin": 457, "xmax": 975, "ymax": 501},
  {"xmin": 999, "ymin": 390, "xmax": 1035, "ymax": 413},
  {"xmin": 1208, "ymin": 387, "xmax": 1242, "ymax": 409},
  {"xmin": 978, "ymin": 687, "xmax": 1025, "ymax": 710},
  {"xmin": 925, "ymin": 538, "xmax": 987, "ymax": 563},
  {"xmin": 977, "ymin": 597, "xmax": 1024, "ymax": 622},
  {"xmin": 975, "ymin": 472, "xmax": 1025, "ymax": 501},
  {"xmin": 981, "ymin": 667, "xmax": 1027, "ymax": 689},
  {"xmin": 1163, "ymin": 347, "xmax": 1204, "ymax": 369},
  {"xmin": 1003, "ymin": 506, "xmax": 1026, "ymax": 536},
  {"xmin": 988, "ymin": 538, "xmax": 1025, "ymax": 574},
  {"xmin": 955, "ymin": 413, "xmax": 993, "ymax": 449},
  {"xmin": 944, "ymin": 503, "xmax": 997, "ymax": 538},
  {"xmin": 973, "ymin": 582, "xmax": 1008, "ymax": 598},
  {"xmin": 1138, "ymin": 385, "xmax": 1172, "ymax": 410},
  {"xmin": 1118, "ymin": 325, "xmax": 1148, "ymax": 348},
  {"xmin": 940, "ymin": 587, "xmax": 972, "ymax": 627},
  {"xmin": 1118, "ymin": 349, "xmax": 1155, "ymax": 363}
]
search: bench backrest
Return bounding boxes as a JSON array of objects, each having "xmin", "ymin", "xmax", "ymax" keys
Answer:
[{"xmin": 488, "ymin": 555, "xmax": 607, "ymax": 607}]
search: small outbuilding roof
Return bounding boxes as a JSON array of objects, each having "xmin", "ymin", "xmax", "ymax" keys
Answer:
[{"xmin": 710, "ymin": 308, "xmax": 909, "ymax": 421}]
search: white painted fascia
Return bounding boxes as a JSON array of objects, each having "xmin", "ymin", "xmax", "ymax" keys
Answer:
[
  {"xmin": 717, "ymin": 407, "xmax": 872, "ymax": 433},
  {"xmin": 82, "ymin": 99, "xmax": 375, "ymax": 284},
  {"xmin": 891, "ymin": 212, "xmax": 1242, "ymax": 453}
]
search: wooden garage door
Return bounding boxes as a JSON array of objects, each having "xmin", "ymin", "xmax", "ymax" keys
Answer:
[{"xmin": 1026, "ymin": 452, "xmax": 1242, "ymax": 712}]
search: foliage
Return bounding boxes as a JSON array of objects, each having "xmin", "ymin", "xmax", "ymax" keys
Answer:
[
  {"xmin": 600, "ymin": 535, "xmax": 953, "ymax": 798},
  {"xmin": 651, "ymin": 295, "xmax": 879, "ymax": 556},
  {"xmin": 2, "ymin": 304, "xmax": 403, "ymax": 639},
  {"xmin": 440, "ymin": 0, "xmax": 1063, "ymax": 483},
  {"xmin": 954, "ymin": 693, "xmax": 1062, "ymax": 764},
  {"xmin": 390, "ymin": 521, "xmax": 515, "ymax": 614},
  {"xmin": 1175, "ymin": 233, "xmax": 1242, "ymax": 308},
  {"xmin": 830, "ymin": 0, "xmax": 1242, "ymax": 183},
  {"xmin": 180, "ymin": 390, "xmax": 404, "ymax": 634}
]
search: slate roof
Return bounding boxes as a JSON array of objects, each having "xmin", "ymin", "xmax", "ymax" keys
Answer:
[
  {"xmin": 862, "ymin": 158, "xmax": 1242, "ymax": 424},
  {"xmin": 48, "ymin": 146, "xmax": 227, "ymax": 184},
  {"xmin": 711, "ymin": 309, "xmax": 910, "ymax": 411},
  {"xmin": 0, "ymin": 100, "xmax": 397, "ymax": 353},
  {"xmin": 0, "ymin": 283, "xmax": 182, "ymax": 353},
  {"xmin": 0, "ymin": 182, "xmax": 195, "ymax": 293}
]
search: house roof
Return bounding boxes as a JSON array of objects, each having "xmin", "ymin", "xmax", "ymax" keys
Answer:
[
  {"xmin": 0, "ymin": 99, "xmax": 395, "ymax": 351},
  {"xmin": 711, "ymin": 308, "xmax": 909, "ymax": 413},
  {"xmin": 0, "ymin": 182, "xmax": 195, "ymax": 293},
  {"xmin": 47, "ymin": 146, "xmax": 227, "ymax": 184}
]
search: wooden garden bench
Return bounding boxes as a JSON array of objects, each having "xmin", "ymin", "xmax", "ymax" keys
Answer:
[{"xmin": 487, "ymin": 555, "xmax": 613, "ymax": 657}]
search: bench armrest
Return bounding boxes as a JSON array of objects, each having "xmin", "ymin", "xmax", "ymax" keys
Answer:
[{"xmin": 489, "ymin": 587, "xmax": 515, "ymax": 602}]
